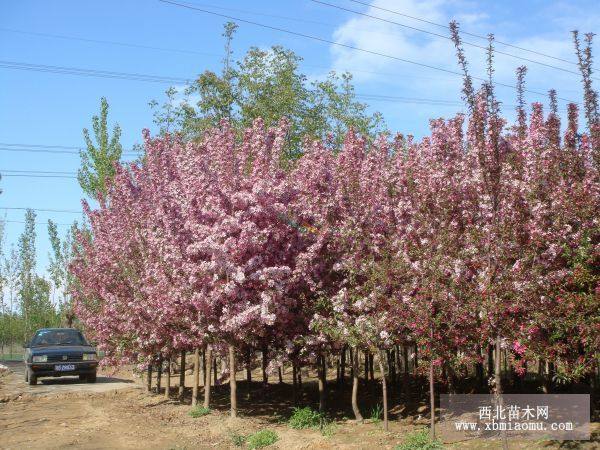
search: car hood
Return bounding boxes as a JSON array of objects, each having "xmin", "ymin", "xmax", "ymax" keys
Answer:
[{"xmin": 30, "ymin": 345, "xmax": 95, "ymax": 354}]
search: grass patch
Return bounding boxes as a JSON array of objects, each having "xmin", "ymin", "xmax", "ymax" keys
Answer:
[
  {"xmin": 395, "ymin": 429, "xmax": 443, "ymax": 450},
  {"xmin": 246, "ymin": 429, "xmax": 278, "ymax": 449},
  {"xmin": 288, "ymin": 406, "xmax": 324, "ymax": 429},
  {"xmin": 369, "ymin": 404, "xmax": 383, "ymax": 424},
  {"xmin": 287, "ymin": 406, "xmax": 336, "ymax": 437},
  {"xmin": 188, "ymin": 405, "xmax": 211, "ymax": 418},
  {"xmin": 229, "ymin": 431, "xmax": 246, "ymax": 447}
]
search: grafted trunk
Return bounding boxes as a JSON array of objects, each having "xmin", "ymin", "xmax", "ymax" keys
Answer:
[
  {"xmin": 488, "ymin": 345, "xmax": 494, "ymax": 380},
  {"xmin": 543, "ymin": 361, "xmax": 554, "ymax": 394},
  {"xmin": 246, "ymin": 348, "xmax": 252, "ymax": 382},
  {"xmin": 229, "ymin": 344, "xmax": 237, "ymax": 418},
  {"xmin": 146, "ymin": 363, "xmax": 153, "ymax": 392},
  {"xmin": 339, "ymin": 345, "xmax": 347, "ymax": 386},
  {"xmin": 178, "ymin": 350, "xmax": 186, "ymax": 401},
  {"xmin": 495, "ymin": 336, "xmax": 508, "ymax": 450},
  {"xmin": 164, "ymin": 358, "xmax": 171, "ymax": 399},
  {"xmin": 203, "ymin": 346, "xmax": 212, "ymax": 408},
  {"xmin": 292, "ymin": 362, "xmax": 298, "ymax": 405},
  {"xmin": 213, "ymin": 357, "xmax": 217, "ymax": 385},
  {"xmin": 351, "ymin": 347, "xmax": 363, "ymax": 422},
  {"xmin": 192, "ymin": 348, "xmax": 200, "ymax": 406},
  {"xmin": 262, "ymin": 345, "xmax": 268, "ymax": 384},
  {"xmin": 377, "ymin": 350, "xmax": 389, "ymax": 431},
  {"xmin": 318, "ymin": 353, "xmax": 327, "ymax": 413},
  {"xmin": 402, "ymin": 346, "xmax": 410, "ymax": 399},
  {"xmin": 156, "ymin": 358, "xmax": 162, "ymax": 393},
  {"xmin": 429, "ymin": 360, "xmax": 435, "ymax": 440}
]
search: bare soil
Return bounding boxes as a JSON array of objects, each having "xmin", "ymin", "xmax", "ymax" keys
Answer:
[{"xmin": 0, "ymin": 364, "xmax": 598, "ymax": 449}]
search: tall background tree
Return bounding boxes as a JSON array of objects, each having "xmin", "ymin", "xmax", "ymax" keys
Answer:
[
  {"xmin": 151, "ymin": 22, "xmax": 385, "ymax": 158},
  {"xmin": 78, "ymin": 97, "xmax": 123, "ymax": 200}
]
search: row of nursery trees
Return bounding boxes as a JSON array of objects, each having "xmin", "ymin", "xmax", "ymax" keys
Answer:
[{"xmin": 71, "ymin": 28, "xmax": 599, "ymax": 434}]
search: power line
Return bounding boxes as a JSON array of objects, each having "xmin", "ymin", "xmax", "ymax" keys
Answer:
[
  {"xmin": 157, "ymin": 0, "xmax": 577, "ymax": 103},
  {"xmin": 0, "ymin": 60, "xmax": 192, "ymax": 84},
  {"xmin": 0, "ymin": 144, "xmax": 141, "ymax": 157},
  {"xmin": 1, "ymin": 219, "xmax": 74, "ymax": 226},
  {"xmin": 0, "ymin": 207, "xmax": 82, "ymax": 214},
  {"xmin": 1, "ymin": 174, "xmax": 77, "ymax": 179},
  {"xmin": 1, "ymin": 169, "xmax": 76, "ymax": 175},
  {"xmin": 310, "ymin": 0, "xmax": 591, "ymax": 80},
  {"xmin": 345, "ymin": 0, "xmax": 579, "ymax": 67},
  {"xmin": 0, "ymin": 28, "xmax": 223, "ymax": 58}
]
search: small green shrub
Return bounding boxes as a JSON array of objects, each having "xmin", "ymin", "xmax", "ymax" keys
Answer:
[
  {"xmin": 189, "ymin": 405, "xmax": 211, "ymax": 418},
  {"xmin": 369, "ymin": 404, "xmax": 383, "ymax": 423},
  {"xmin": 246, "ymin": 429, "xmax": 279, "ymax": 449},
  {"xmin": 230, "ymin": 431, "xmax": 246, "ymax": 447},
  {"xmin": 288, "ymin": 406, "xmax": 324, "ymax": 429},
  {"xmin": 395, "ymin": 429, "xmax": 443, "ymax": 450}
]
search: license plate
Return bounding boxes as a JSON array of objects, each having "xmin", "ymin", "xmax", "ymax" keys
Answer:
[{"xmin": 54, "ymin": 364, "xmax": 75, "ymax": 371}]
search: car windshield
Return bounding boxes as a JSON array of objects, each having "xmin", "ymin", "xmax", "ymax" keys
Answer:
[{"xmin": 30, "ymin": 330, "xmax": 88, "ymax": 347}]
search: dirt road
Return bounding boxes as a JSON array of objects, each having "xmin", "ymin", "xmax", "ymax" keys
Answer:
[
  {"xmin": 1, "ymin": 363, "xmax": 598, "ymax": 450},
  {"xmin": 0, "ymin": 361, "xmax": 134, "ymax": 400}
]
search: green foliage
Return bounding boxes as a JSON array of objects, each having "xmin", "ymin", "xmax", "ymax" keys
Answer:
[
  {"xmin": 395, "ymin": 429, "xmax": 444, "ymax": 450},
  {"xmin": 151, "ymin": 23, "xmax": 385, "ymax": 160},
  {"xmin": 79, "ymin": 97, "xmax": 123, "ymax": 199},
  {"xmin": 369, "ymin": 404, "xmax": 383, "ymax": 424},
  {"xmin": 287, "ymin": 406, "xmax": 324, "ymax": 429},
  {"xmin": 246, "ymin": 430, "xmax": 278, "ymax": 449},
  {"xmin": 229, "ymin": 431, "xmax": 246, "ymax": 447},
  {"xmin": 47, "ymin": 220, "xmax": 79, "ymax": 326},
  {"xmin": 17, "ymin": 210, "xmax": 60, "ymax": 340},
  {"xmin": 189, "ymin": 405, "xmax": 211, "ymax": 418}
]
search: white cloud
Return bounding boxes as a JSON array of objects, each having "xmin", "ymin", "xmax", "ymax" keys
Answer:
[{"xmin": 325, "ymin": 0, "xmax": 598, "ymax": 112}]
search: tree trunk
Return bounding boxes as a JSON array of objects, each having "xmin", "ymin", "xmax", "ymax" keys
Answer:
[
  {"xmin": 495, "ymin": 336, "xmax": 508, "ymax": 450},
  {"xmin": 292, "ymin": 362, "xmax": 298, "ymax": 405},
  {"xmin": 543, "ymin": 361, "xmax": 554, "ymax": 394},
  {"xmin": 246, "ymin": 348, "xmax": 252, "ymax": 382},
  {"xmin": 192, "ymin": 348, "xmax": 200, "ymax": 406},
  {"xmin": 156, "ymin": 358, "xmax": 162, "ymax": 393},
  {"xmin": 229, "ymin": 344, "xmax": 237, "ymax": 418},
  {"xmin": 146, "ymin": 363, "xmax": 153, "ymax": 393},
  {"xmin": 402, "ymin": 346, "xmax": 410, "ymax": 400},
  {"xmin": 414, "ymin": 345, "xmax": 418, "ymax": 374},
  {"xmin": 369, "ymin": 353, "xmax": 375, "ymax": 381},
  {"xmin": 364, "ymin": 350, "xmax": 369, "ymax": 381},
  {"xmin": 487, "ymin": 345, "xmax": 494, "ymax": 380},
  {"xmin": 429, "ymin": 360, "xmax": 435, "ymax": 440},
  {"xmin": 204, "ymin": 346, "xmax": 212, "ymax": 408},
  {"xmin": 377, "ymin": 349, "xmax": 389, "ymax": 431},
  {"xmin": 164, "ymin": 358, "xmax": 171, "ymax": 399},
  {"xmin": 351, "ymin": 347, "xmax": 363, "ymax": 422},
  {"xmin": 213, "ymin": 357, "xmax": 217, "ymax": 385},
  {"xmin": 340, "ymin": 345, "xmax": 347, "ymax": 386},
  {"xmin": 318, "ymin": 354, "xmax": 327, "ymax": 413},
  {"xmin": 278, "ymin": 366, "xmax": 283, "ymax": 384},
  {"xmin": 298, "ymin": 364, "xmax": 302, "ymax": 388},
  {"xmin": 262, "ymin": 345, "xmax": 268, "ymax": 384},
  {"xmin": 178, "ymin": 350, "xmax": 186, "ymax": 401}
]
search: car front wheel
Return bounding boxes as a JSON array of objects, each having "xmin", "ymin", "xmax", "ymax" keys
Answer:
[{"xmin": 27, "ymin": 369, "xmax": 37, "ymax": 386}]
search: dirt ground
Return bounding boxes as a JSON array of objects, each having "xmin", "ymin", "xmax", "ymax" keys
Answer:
[{"xmin": 1, "ymin": 363, "xmax": 598, "ymax": 450}]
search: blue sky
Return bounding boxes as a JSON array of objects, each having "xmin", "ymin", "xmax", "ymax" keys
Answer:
[{"xmin": 1, "ymin": 0, "xmax": 598, "ymax": 277}]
